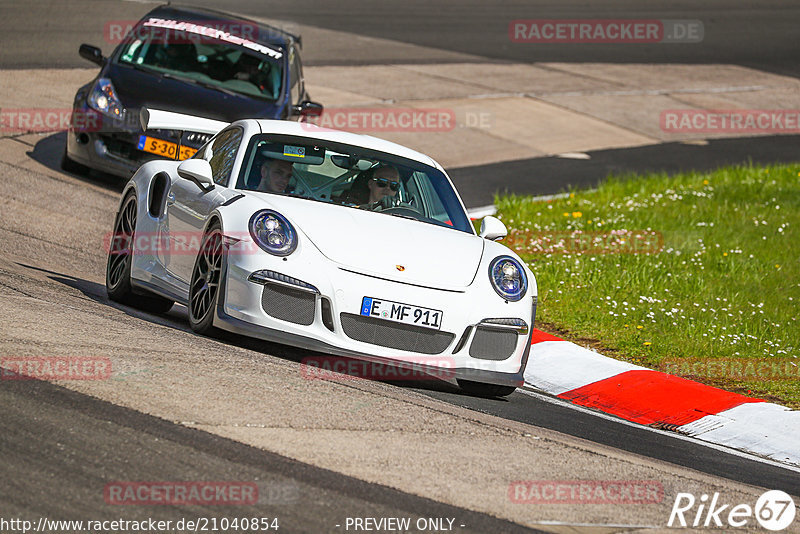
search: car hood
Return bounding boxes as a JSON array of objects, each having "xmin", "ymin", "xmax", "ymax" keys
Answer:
[
  {"xmin": 107, "ymin": 63, "xmax": 284, "ymax": 123},
  {"xmin": 249, "ymin": 194, "xmax": 484, "ymax": 289}
]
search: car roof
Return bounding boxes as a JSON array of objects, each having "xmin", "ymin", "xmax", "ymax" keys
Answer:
[
  {"xmin": 249, "ymin": 120, "xmax": 442, "ymax": 170},
  {"xmin": 143, "ymin": 4, "xmax": 297, "ymax": 48}
]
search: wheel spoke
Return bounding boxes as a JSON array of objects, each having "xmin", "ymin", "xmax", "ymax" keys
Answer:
[
  {"xmin": 107, "ymin": 197, "xmax": 137, "ymax": 290},
  {"xmin": 189, "ymin": 228, "xmax": 224, "ymax": 324}
]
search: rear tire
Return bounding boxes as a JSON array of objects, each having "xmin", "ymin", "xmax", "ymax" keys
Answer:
[
  {"xmin": 106, "ymin": 193, "xmax": 175, "ymax": 314},
  {"xmin": 61, "ymin": 146, "xmax": 89, "ymax": 175},
  {"xmin": 188, "ymin": 222, "xmax": 224, "ymax": 336},
  {"xmin": 457, "ymin": 379, "xmax": 517, "ymax": 398}
]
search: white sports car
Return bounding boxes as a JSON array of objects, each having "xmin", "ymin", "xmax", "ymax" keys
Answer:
[{"xmin": 106, "ymin": 109, "xmax": 537, "ymax": 397}]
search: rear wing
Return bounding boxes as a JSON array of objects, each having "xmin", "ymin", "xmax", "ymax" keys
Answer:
[{"xmin": 139, "ymin": 108, "xmax": 229, "ymax": 135}]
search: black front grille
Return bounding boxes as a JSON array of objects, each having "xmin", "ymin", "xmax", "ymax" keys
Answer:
[
  {"xmin": 261, "ymin": 284, "xmax": 316, "ymax": 325},
  {"xmin": 469, "ymin": 327, "xmax": 517, "ymax": 360},
  {"xmin": 340, "ymin": 313, "xmax": 454, "ymax": 354}
]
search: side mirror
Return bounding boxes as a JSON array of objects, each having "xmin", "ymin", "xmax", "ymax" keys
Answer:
[
  {"xmin": 79, "ymin": 44, "xmax": 105, "ymax": 66},
  {"xmin": 293, "ymin": 100, "xmax": 324, "ymax": 118},
  {"xmin": 479, "ymin": 216, "xmax": 507, "ymax": 241},
  {"xmin": 178, "ymin": 159, "xmax": 214, "ymax": 192}
]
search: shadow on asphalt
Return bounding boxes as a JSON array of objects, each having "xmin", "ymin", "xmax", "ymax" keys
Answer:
[
  {"xmin": 28, "ymin": 132, "xmax": 126, "ymax": 194},
  {"xmin": 450, "ymin": 134, "xmax": 800, "ymax": 207},
  {"xmin": 20, "ymin": 262, "xmax": 475, "ymax": 399}
]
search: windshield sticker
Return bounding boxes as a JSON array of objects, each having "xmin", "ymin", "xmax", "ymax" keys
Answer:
[
  {"xmin": 283, "ymin": 146, "xmax": 306, "ymax": 158},
  {"xmin": 143, "ymin": 18, "xmax": 283, "ymax": 60}
]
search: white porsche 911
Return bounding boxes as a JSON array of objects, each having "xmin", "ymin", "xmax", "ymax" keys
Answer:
[{"xmin": 106, "ymin": 108, "xmax": 537, "ymax": 397}]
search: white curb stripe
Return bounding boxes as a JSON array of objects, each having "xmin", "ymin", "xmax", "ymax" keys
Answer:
[
  {"xmin": 525, "ymin": 340, "xmax": 647, "ymax": 395},
  {"xmin": 677, "ymin": 403, "xmax": 800, "ymax": 466},
  {"xmin": 518, "ymin": 387, "xmax": 800, "ymax": 473},
  {"xmin": 524, "ymin": 333, "xmax": 800, "ymax": 469}
]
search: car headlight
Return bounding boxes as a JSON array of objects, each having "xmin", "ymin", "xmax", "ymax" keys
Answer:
[
  {"xmin": 488, "ymin": 256, "xmax": 527, "ymax": 301},
  {"xmin": 249, "ymin": 210, "xmax": 297, "ymax": 256},
  {"xmin": 87, "ymin": 78, "xmax": 125, "ymax": 119}
]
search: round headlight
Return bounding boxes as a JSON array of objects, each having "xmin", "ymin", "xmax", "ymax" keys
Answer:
[
  {"xmin": 488, "ymin": 256, "xmax": 527, "ymax": 301},
  {"xmin": 249, "ymin": 210, "xmax": 297, "ymax": 256}
]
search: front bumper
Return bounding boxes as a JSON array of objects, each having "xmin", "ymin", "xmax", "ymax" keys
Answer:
[
  {"xmin": 65, "ymin": 104, "xmax": 209, "ymax": 178},
  {"xmin": 213, "ymin": 240, "xmax": 536, "ymax": 388}
]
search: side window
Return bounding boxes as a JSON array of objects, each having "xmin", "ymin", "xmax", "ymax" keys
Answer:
[
  {"xmin": 206, "ymin": 128, "xmax": 242, "ymax": 186},
  {"xmin": 288, "ymin": 46, "xmax": 302, "ymax": 105}
]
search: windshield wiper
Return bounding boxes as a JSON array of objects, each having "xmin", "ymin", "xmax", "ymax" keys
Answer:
[
  {"xmin": 120, "ymin": 62, "xmax": 160, "ymax": 76},
  {"xmin": 159, "ymin": 72, "xmax": 238, "ymax": 97}
]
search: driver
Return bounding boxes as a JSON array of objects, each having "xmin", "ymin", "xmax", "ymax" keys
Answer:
[
  {"xmin": 257, "ymin": 158, "xmax": 294, "ymax": 193},
  {"xmin": 365, "ymin": 164, "xmax": 400, "ymax": 205}
]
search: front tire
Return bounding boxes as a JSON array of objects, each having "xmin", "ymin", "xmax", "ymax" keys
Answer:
[
  {"xmin": 457, "ymin": 379, "xmax": 517, "ymax": 398},
  {"xmin": 106, "ymin": 193, "xmax": 175, "ymax": 314},
  {"xmin": 188, "ymin": 223, "xmax": 224, "ymax": 336}
]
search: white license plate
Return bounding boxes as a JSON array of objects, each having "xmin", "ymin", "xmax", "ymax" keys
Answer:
[{"xmin": 360, "ymin": 297, "xmax": 443, "ymax": 330}]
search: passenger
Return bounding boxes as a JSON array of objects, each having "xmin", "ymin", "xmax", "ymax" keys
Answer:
[
  {"xmin": 258, "ymin": 158, "xmax": 294, "ymax": 193},
  {"xmin": 233, "ymin": 53, "xmax": 270, "ymax": 92}
]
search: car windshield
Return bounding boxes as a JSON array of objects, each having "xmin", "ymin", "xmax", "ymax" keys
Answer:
[
  {"xmin": 116, "ymin": 22, "xmax": 284, "ymax": 101},
  {"xmin": 235, "ymin": 135, "xmax": 473, "ymax": 234}
]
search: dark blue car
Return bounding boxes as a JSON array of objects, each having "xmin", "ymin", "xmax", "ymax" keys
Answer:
[{"xmin": 64, "ymin": 4, "xmax": 322, "ymax": 178}]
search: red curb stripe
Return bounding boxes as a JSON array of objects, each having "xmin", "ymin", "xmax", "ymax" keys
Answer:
[
  {"xmin": 557, "ymin": 369, "xmax": 763, "ymax": 426},
  {"xmin": 531, "ymin": 329, "xmax": 564, "ymax": 344}
]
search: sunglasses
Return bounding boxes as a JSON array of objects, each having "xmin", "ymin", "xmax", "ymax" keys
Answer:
[{"xmin": 372, "ymin": 177, "xmax": 400, "ymax": 191}]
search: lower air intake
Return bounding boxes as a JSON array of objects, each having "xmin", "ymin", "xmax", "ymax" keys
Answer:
[
  {"xmin": 261, "ymin": 284, "xmax": 316, "ymax": 325},
  {"xmin": 340, "ymin": 313, "xmax": 454, "ymax": 354},
  {"xmin": 469, "ymin": 327, "xmax": 517, "ymax": 360}
]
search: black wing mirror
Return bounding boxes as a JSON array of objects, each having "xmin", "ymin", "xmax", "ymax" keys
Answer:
[
  {"xmin": 293, "ymin": 100, "xmax": 324, "ymax": 118},
  {"xmin": 79, "ymin": 44, "xmax": 105, "ymax": 67}
]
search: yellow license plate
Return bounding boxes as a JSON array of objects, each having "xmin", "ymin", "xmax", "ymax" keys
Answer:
[{"xmin": 137, "ymin": 136, "xmax": 197, "ymax": 161}]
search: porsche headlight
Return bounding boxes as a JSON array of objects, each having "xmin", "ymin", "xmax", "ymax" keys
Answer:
[
  {"xmin": 87, "ymin": 78, "xmax": 125, "ymax": 119},
  {"xmin": 489, "ymin": 256, "xmax": 527, "ymax": 301},
  {"xmin": 249, "ymin": 210, "xmax": 297, "ymax": 256}
]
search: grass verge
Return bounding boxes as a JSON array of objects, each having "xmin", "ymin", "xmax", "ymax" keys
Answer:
[{"xmin": 496, "ymin": 163, "xmax": 800, "ymax": 407}]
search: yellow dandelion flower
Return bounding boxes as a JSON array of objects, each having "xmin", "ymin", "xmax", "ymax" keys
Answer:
[
  {"xmin": 643, "ymin": 341, "xmax": 652, "ymax": 346},
  {"xmin": 569, "ymin": 193, "xmax": 575, "ymax": 198},
  {"xmin": 563, "ymin": 212, "xmax": 569, "ymax": 217},
  {"xmin": 776, "ymin": 264, "xmax": 781, "ymax": 268},
  {"xmin": 636, "ymin": 325, "xmax": 644, "ymax": 330},
  {"xmin": 572, "ymin": 211, "xmax": 582, "ymax": 218},
  {"xmin": 723, "ymin": 252, "xmax": 728, "ymax": 256}
]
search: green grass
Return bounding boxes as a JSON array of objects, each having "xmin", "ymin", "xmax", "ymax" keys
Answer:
[{"xmin": 495, "ymin": 163, "xmax": 800, "ymax": 407}]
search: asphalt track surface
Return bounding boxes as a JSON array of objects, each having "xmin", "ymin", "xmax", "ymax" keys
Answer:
[
  {"xmin": 4, "ymin": 0, "xmax": 799, "ymax": 76},
  {"xmin": 2, "ymin": 130, "xmax": 797, "ymax": 530},
  {"xmin": 2, "ymin": 0, "xmax": 800, "ymax": 529},
  {"xmin": 1, "ymin": 377, "xmax": 541, "ymax": 533}
]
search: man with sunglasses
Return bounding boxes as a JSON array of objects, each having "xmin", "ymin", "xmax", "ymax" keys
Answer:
[{"xmin": 365, "ymin": 164, "xmax": 401, "ymax": 204}]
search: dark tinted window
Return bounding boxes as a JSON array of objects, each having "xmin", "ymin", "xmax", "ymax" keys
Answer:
[{"xmin": 207, "ymin": 128, "xmax": 242, "ymax": 186}]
